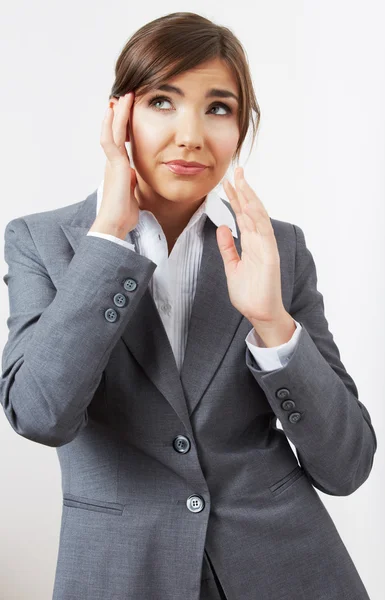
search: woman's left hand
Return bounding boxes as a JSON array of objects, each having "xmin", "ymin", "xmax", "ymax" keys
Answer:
[{"xmin": 216, "ymin": 167, "xmax": 285, "ymax": 325}]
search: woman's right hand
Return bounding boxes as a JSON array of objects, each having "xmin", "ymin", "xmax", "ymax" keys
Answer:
[{"xmin": 89, "ymin": 92, "xmax": 140, "ymax": 239}]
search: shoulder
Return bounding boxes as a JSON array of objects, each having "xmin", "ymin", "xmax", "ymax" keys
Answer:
[
  {"xmin": 5, "ymin": 194, "xmax": 91, "ymax": 232},
  {"xmin": 2, "ymin": 191, "xmax": 96, "ymax": 283},
  {"xmin": 3, "ymin": 189, "xmax": 96, "ymax": 252}
]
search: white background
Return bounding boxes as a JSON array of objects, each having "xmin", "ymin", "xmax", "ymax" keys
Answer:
[{"xmin": 0, "ymin": 1, "xmax": 384, "ymax": 598}]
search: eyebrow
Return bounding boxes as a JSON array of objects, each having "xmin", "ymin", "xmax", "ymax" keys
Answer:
[{"xmin": 153, "ymin": 83, "xmax": 239, "ymax": 104}]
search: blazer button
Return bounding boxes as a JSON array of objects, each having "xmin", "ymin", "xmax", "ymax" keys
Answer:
[
  {"xmin": 123, "ymin": 278, "xmax": 138, "ymax": 292},
  {"xmin": 113, "ymin": 293, "xmax": 127, "ymax": 308},
  {"xmin": 186, "ymin": 495, "xmax": 205, "ymax": 513},
  {"xmin": 104, "ymin": 308, "xmax": 119, "ymax": 322},
  {"xmin": 288, "ymin": 412, "xmax": 302, "ymax": 424},
  {"xmin": 281, "ymin": 399, "xmax": 296, "ymax": 411},
  {"xmin": 173, "ymin": 435, "xmax": 191, "ymax": 453},
  {"xmin": 276, "ymin": 387, "xmax": 290, "ymax": 399}
]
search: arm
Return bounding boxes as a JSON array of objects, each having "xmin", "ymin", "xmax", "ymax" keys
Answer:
[
  {"xmin": 245, "ymin": 224, "xmax": 377, "ymax": 496},
  {"xmin": 0, "ymin": 217, "xmax": 156, "ymax": 447}
]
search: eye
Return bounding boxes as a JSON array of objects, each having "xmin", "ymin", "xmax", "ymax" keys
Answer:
[{"xmin": 147, "ymin": 95, "xmax": 233, "ymax": 116}]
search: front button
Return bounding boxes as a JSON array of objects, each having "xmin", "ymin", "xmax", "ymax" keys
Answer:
[
  {"xmin": 123, "ymin": 278, "xmax": 138, "ymax": 292},
  {"xmin": 161, "ymin": 303, "xmax": 172, "ymax": 316},
  {"xmin": 104, "ymin": 308, "xmax": 119, "ymax": 322},
  {"xmin": 289, "ymin": 412, "xmax": 302, "ymax": 423},
  {"xmin": 113, "ymin": 293, "xmax": 127, "ymax": 307},
  {"xmin": 276, "ymin": 387, "xmax": 290, "ymax": 399},
  {"xmin": 281, "ymin": 399, "xmax": 296, "ymax": 411},
  {"xmin": 186, "ymin": 495, "xmax": 205, "ymax": 513},
  {"xmin": 173, "ymin": 435, "xmax": 191, "ymax": 454}
]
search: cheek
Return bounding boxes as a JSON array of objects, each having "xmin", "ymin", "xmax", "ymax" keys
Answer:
[
  {"xmin": 131, "ymin": 120, "xmax": 160, "ymax": 150},
  {"xmin": 211, "ymin": 126, "xmax": 239, "ymax": 158}
]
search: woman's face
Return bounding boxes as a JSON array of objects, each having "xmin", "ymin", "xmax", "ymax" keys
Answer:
[{"xmin": 119, "ymin": 58, "xmax": 240, "ymax": 205}]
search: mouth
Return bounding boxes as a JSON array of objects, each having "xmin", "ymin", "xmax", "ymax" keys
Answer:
[
  {"xmin": 164, "ymin": 163, "xmax": 208, "ymax": 176},
  {"xmin": 165, "ymin": 160, "xmax": 207, "ymax": 167}
]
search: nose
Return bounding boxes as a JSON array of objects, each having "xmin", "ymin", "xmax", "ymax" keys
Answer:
[{"xmin": 174, "ymin": 110, "xmax": 205, "ymax": 150}]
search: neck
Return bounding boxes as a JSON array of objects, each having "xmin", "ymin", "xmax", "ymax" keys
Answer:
[{"xmin": 135, "ymin": 179, "xmax": 207, "ymax": 241}]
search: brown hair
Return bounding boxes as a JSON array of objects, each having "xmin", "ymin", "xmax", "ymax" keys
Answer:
[{"xmin": 109, "ymin": 12, "xmax": 260, "ymax": 166}]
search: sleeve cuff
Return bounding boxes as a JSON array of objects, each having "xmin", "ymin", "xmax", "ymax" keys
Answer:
[
  {"xmin": 87, "ymin": 231, "xmax": 136, "ymax": 251},
  {"xmin": 245, "ymin": 319, "xmax": 302, "ymax": 371}
]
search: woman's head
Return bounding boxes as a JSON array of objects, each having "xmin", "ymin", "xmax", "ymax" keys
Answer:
[{"xmin": 109, "ymin": 12, "xmax": 260, "ymax": 207}]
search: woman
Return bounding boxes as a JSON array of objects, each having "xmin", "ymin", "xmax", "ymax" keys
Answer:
[{"xmin": 0, "ymin": 11, "xmax": 377, "ymax": 600}]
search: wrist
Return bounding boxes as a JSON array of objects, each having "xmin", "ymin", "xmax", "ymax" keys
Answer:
[
  {"xmin": 250, "ymin": 312, "xmax": 296, "ymax": 347},
  {"xmin": 89, "ymin": 219, "xmax": 128, "ymax": 240}
]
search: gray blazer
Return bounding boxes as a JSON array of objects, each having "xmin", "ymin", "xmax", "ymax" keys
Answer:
[{"xmin": 1, "ymin": 188, "xmax": 377, "ymax": 600}]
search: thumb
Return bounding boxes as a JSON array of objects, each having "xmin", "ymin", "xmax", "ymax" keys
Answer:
[{"xmin": 216, "ymin": 225, "xmax": 239, "ymax": 277}]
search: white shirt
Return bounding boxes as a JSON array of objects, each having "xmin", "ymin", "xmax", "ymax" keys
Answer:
[{"xmin": 87, "ymin": 180, "xmax": 301, "ymax": 373}]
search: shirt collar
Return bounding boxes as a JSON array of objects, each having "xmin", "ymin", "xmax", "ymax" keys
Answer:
[{"xmin": 96, "ymin": 179, "xmax": 238, "ymax": 239}]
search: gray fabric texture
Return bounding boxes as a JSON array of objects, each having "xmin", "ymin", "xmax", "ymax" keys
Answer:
[{"xmin": 1, "ymin": 189, "xmax": 377, "ymax": 599}]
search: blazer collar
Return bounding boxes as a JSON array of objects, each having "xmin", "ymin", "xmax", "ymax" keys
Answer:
[{"xmin": 95, "ymin": 179, "xmax": 239, "ymax": 242}]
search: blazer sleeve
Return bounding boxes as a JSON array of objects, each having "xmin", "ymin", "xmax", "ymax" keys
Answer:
[
  {"xmin": 245, "ymin": 223, "xmax": 377, "ymax": 496},
  {"xmin": 0, "ymin": 217, "xmax": 157, "ymax": 447}
]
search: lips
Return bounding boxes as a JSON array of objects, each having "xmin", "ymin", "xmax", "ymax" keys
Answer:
[
  {"xmin": 165, "ymin": 163, "xmax": 207, "ymax": 175},
  {"xmin": 165, "ymin": 160, "xmax": 207, "ymax": 168}
]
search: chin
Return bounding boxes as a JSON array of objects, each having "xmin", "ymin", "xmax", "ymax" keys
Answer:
[{"xmin": 160, "ymin": 183, "xmax": 208, "ymax": 199}]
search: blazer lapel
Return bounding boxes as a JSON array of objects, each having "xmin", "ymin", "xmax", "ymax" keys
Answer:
[
  {"xmin": 179, "ymin": 214, "xmax": 244, "ymax": 415},
  {"xmin": 60, "ymin": 189, "xmax": 244, "ymax": 426}
]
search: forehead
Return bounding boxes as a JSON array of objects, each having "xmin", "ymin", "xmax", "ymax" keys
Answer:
[
  {"xmin": 147, "ymin": 59, "xmax": 239, "ymax": 103},
  {"xmin": 170, "ymin": 58, "xmax": 237, "ymax": 88}
]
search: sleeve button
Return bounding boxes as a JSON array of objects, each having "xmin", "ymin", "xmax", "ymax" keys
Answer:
[
  {"xmin": 123, "ymin": 278, "xmax": 138, "ymax": 292},
  {"xmin": 104, "ymin": 308, "xmax": 119, "ymax": 322},
  {"xmin": 281, "ymin": 400, "xmax": 296, "ymax": 411},
  {"xmin": 288, "ymin": 412, "xmax": 302, "ymax": 424},
  {"xmin": 276, "ymin": 387, "xmax": 291, "ymax": 399},
  {"xmin": 113, "ymin": 293, "xmax": 127, "ymax": 307}
]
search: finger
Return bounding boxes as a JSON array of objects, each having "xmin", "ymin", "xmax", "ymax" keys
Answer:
[
  {"xmin": 237, "ymin": 167, "xmax": 269, "ymax": 218},
  {"xmin": 223, "ymin": 178, "xmax": 242, "ymax": 215},
  {"xmin": 112, "ymin": 93, "xmax": 134, "ymax": 151},
  {"xmin": 224, "ymin": 176, "xmax": 256, "ymax": 233},
  {"xmin": 235, "ymin": 167, "xmax": 273, "ymax": 235},
  {"xmin": 237, "ymin": 205, "xmax": 258, "ymax": 233},
  {"xmin": 244, "ymin": 201, "xmax": 274, "ymax": 236},
  {"xmin": 223, "ymin": 178, "xmax": 248, "ymax": 236},
  {"xmin": 216, "ymin": 225, "xmax": 240, "ymax": 277},
  {"xmin": 234, "ymin": 167, "xmax": 248, "ymax": 211},
  {"xmin": 100, "ymin": 105, "xmax": 122, "ymax": 161}
]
